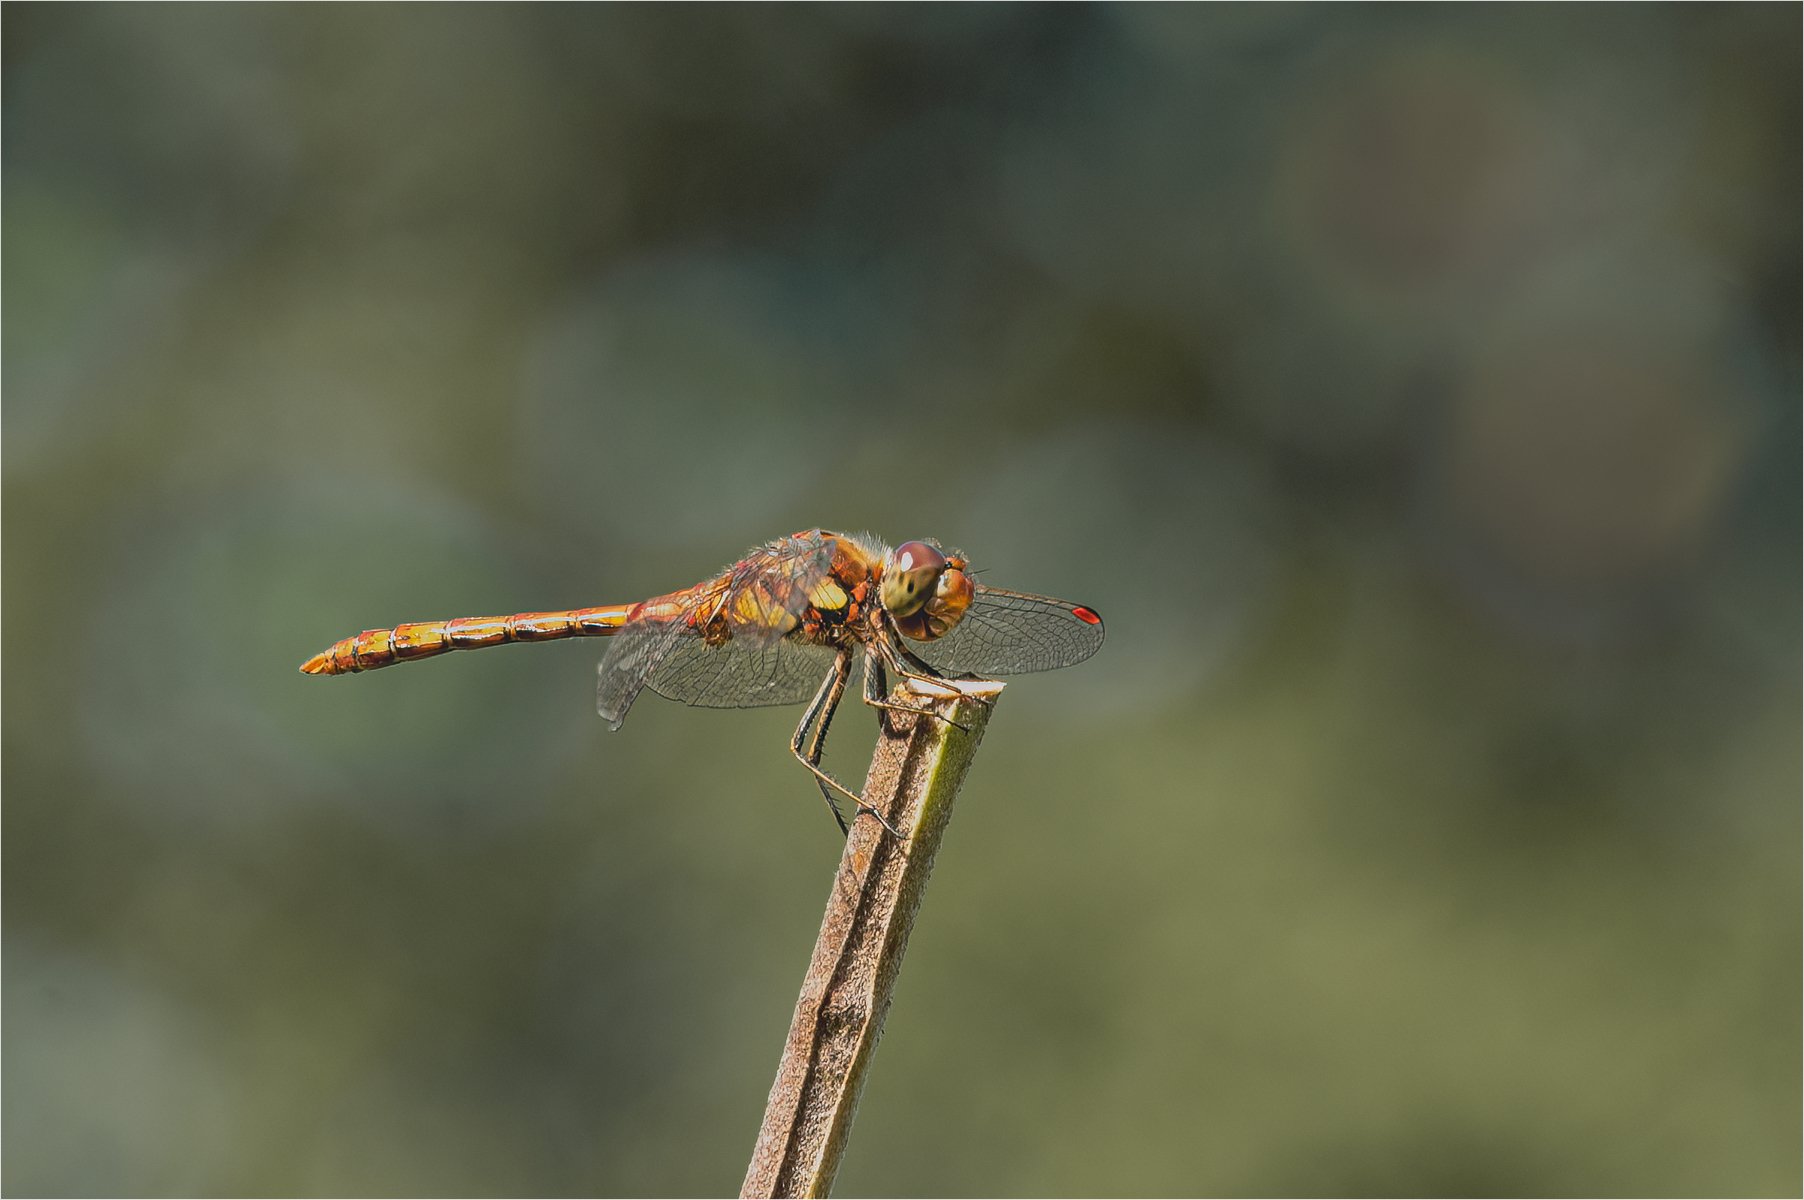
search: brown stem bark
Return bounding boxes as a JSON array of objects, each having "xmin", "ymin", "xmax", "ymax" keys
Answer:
[{"xmin": 741, "ymin": 679, "xmax": 1004, "ymax": 1199}]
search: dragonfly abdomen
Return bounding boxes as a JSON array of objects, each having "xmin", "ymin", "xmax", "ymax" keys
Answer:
[{"xmin": 300, "ymin": 606, "xmax": 630, "ymax": 675}]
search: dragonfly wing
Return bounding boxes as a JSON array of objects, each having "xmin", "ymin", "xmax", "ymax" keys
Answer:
[
  {"xmin": 597, "ymin": 530, "xmax": 842, "ymax": 727},
  {"xmin": 596, "ymin": 618, "xmax": 691, "ymax": 730},
  {"xmin": 648, "ymin": 636, "xmax": 843, "ymax": 709},
  {"xmin": 902, "ymin": 584, "xmax": 1105, "ymax": 676},
  {"xmin": 716, "ymin": 531, "xmax": 840, "ymax": 647}
]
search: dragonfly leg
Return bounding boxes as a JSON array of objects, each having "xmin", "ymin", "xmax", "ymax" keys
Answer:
[
  {"xmin": 861, "ymin": 645, "xmax": 970, "ymax": 734},
  {"xmin": 791, "ymin": 650, "xmax": 903, "ymax": 840},
  {"xmin": 898, "ymin": 640, "xmax": 998, "ymax": 709},
  {"xmin": 872, "ymin": 638, "xmax": 974, "ymax": 732},
  {"xmin": 792, "ymin": 654, "xmax": 852, "ymax": 834}
]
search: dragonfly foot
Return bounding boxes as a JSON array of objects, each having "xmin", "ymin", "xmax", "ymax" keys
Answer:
[
  {"xmin": 922, "ymin": 709, "xmax": 974, "ymax": 735},
  {"xmin": 857, "ymin": 803, "xmax": 905, "ymax": 841},
  {"xmin": 917, "ymin": 708, "xmax": 973, "ymax": 735},
  {"xmin": 868, "ymin": 694, "xmax": 972, "ymax": 735}
]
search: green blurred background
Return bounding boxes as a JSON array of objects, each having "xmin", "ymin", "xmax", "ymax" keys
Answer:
[{"xmin": 4, "ymin": 5, "xmax": 1799, "ymax": 1196}]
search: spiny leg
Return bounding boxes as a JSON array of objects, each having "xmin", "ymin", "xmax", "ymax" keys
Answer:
[
  {"xmin": 871, "ymin": 636, "xmax": 973, "ymax": 733},
  {"xmin": 790, "ymin": 650, "xmax": 902, "ymax": 839},
  {"xmin": 859, "ymin": 645, "xmax": 944, "ymax": 730},
  {"xmin": 802, "ymin": 656, "xmax": 856, "ymax": 833},
  {"xmin": 896, "ymin": 638, "xmax": 997, "ymax": 708},
  {"xmin": 807, "ymin": 654, "xmax": 905, "ymax": 841},
  {"xmin": 883, "ymin": 618, "xmax": 984, "ymax": 700},
  {"xmin": 791, "ymin": 653, "xmax": 852, "ymax": 834}
]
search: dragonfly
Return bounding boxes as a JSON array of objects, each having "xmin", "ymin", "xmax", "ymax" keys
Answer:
[{"xmin": 301, "ymin": 529, "xmax": 1104, "ymax": 835}]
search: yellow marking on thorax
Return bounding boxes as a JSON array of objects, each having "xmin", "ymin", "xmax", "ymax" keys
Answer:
[
  {"xmin": 807, "ymin": 577, "xmax": 849, "ymax": 612},
  {"xmin": 731, "ymin": 585, "xmax": 803, "ymax": 635}
]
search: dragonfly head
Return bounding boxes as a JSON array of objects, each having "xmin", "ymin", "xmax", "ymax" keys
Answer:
[{"xmin": 882, "ymin": 540, "xmax": 974, "ymax": 640}]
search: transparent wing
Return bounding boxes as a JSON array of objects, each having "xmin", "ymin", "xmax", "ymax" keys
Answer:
[
  {"xmin": 902, "ymin": 585, "xmax": 1105, "ymax": 676},
  {"xmin": 689, "ymin": 534, "xmax": 831, "ymax": 655},
  {"xmin": 596, "ymin": 531, "xmax": 839, "ymax": 728},
  {"xmin": 648, "ymin": 636, "xmax": 843, "ymax": 709},
  {"xmin": 597, "ymin": 617, "xmax": 689, "ymax": 730}
]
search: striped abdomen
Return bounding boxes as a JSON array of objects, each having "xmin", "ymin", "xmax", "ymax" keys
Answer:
[{"xmin": 300, "ymin": 606, "xmax": 631, "ymax": 675}]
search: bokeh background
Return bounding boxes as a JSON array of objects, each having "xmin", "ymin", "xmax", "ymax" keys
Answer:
[{"xmin": 4, "ymin": 5, "xmax": 1799, "ymax": 1196}]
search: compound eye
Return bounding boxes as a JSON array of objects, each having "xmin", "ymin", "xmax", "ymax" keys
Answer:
[
  {"xmin": 881, "ymin": 540, "xmax": 947, "ymax": 617},
  {"xmin": 894, "ymin": 541, "xmax": 946, "ymax": 574}
]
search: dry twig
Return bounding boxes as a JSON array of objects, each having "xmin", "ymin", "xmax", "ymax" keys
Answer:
[{"xmin": 741, "ymin": 678, "xmax": 1004, "ymax": 1199}]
